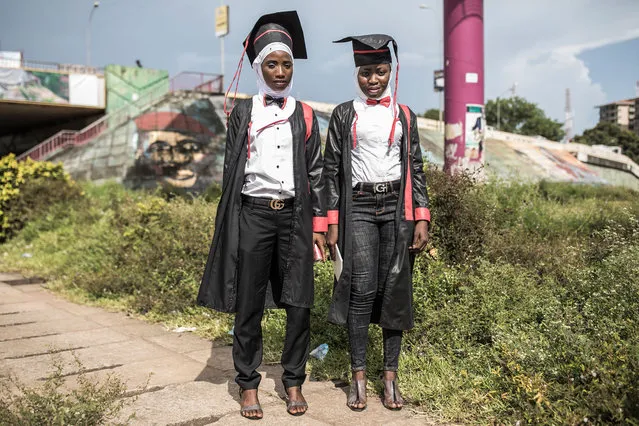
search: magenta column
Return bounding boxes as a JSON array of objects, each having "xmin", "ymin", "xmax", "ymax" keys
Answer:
[{"xmin": 443, "ymin": 0, "xmax": 485, "ymax": 175}]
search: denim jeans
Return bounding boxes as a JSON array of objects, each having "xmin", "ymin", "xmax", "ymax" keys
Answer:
[{"xmin": 348, "ymin": 188, "xmax": 403, "ymax": 372}]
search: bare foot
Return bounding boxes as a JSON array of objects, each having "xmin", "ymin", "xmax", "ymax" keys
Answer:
[
  {"xmin": 348, "ymin": 370, "xmax": 367, "ymax": 410},
  {"xmin": 240, "ymin": 388, "xmax": 263, "ymax": 419},
  {"xmin": 382, "ymin": 371, "xmax": 404, "ymax": 410},
  {"xmin": 286, "ymin": 386, "xmax": 308, "ymax": 416}
]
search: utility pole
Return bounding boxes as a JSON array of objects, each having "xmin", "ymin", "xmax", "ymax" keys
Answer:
[
  {"xmin": 443, "ymin": 0, "xmax": 484, "ymax": 176},
  {"xmin": 215, "ymin": 3, "xmax": 230, "ymax": 86},
  {"xmin": 86, "ymin": 1, "xmax": 100, "ymax": 66}
]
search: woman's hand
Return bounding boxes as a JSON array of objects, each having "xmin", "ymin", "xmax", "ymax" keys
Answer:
[
  {"xmin": 326, "ymin": 224, "xmax": 339, "ymax": 260},
  {"xmin": 313, "ymin": 232, "xmax": 327, "ymax": 261},
  {"xmin": 409, "ymin": 221, "xmax": 429, "ymax": 253}
]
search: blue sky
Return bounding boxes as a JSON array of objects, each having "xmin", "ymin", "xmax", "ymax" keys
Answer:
[{"xmin": 1, "ymin": 0, "xmax": 639, "ymax": 135}]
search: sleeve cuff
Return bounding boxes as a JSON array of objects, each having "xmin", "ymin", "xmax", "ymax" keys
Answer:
[
  {"xmin": 328, "ymin": 210, "xmax": 339, "ymax": 225},
  {"xmin": 313, "ymin": 216, "xmax": 328, "ymax": 233},
  {"xmin": 415, "ymin": 207, "xmax": 431, "ymax": 222}
]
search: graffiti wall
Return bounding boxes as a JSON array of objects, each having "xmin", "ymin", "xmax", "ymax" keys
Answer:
[
  {"xmin": 124, "ymin": 96, "xmax": 226, "ymax": 192},
  {"xmin": 0, "ymin": 68, "xmax": 69, "ymax": 103},
  {"xmin": 0, "ymin": 68, "xmax": 105, "ymax": 107}
]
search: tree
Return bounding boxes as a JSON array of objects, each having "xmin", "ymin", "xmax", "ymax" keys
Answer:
[
  {"xmin": 422, "ymin": 108, "xmax": 441, "ymax": 120},
  {"xmin": 573, "ymin": 122, "xmax": 639, "ymax": 164},
  {"xmin": 485, "ymin": 96, "xmax": 565, "ymax": 141}
]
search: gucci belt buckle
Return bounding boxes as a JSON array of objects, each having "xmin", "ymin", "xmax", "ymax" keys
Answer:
[
  {"xmin": 269, "ymin": 199, "xmax": 285, "ymax": 210},
  {"xmin": 374, "ymin": 182, "xmax": 389, "ymax": 193}
]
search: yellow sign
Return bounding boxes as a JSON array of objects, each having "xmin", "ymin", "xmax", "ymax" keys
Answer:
[{"xmin": 215, "ymin": 5, "xmax": 229, "ymax": 37}]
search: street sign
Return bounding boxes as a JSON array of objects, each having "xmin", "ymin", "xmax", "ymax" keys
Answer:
[
  {"xmin": 434, "ymin": 69, "xmax": 444, "ymax": 92},
  {"xmin": 215, "ymin": 5, "xmax": 229, "ymax": 38}
]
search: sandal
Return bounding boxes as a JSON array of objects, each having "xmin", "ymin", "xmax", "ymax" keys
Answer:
[
  {"xmin": 347, "ymin": 373, "xmax": 367, "ymax": 411},
  {"xmin": 382, "ymin": 376, "xmax": 404, "ymax": 411},
  {"xmin": 286, "ymin": 386, "xmax": 308, "ymax": 416},
  {"xmin": 239, "ymin": 388, "xmax": 263, "ymax": 420}
]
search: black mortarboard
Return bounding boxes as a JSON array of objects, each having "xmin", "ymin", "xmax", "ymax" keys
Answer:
[
  {"xmin": 224, "ymin": 10, "xmax": 307, "ymax": 117},
  {"xmin": 333, "ymin": 34, "xmax": 398, "ymax": 67},
  {"xmin": 243, "ymin": 11, "xmax": 308, "ymax": 65}
]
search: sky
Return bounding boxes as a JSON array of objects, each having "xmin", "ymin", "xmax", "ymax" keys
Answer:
[{"xmin": 1, "ymin": 0, "xmax": 639, "ymax": 135}]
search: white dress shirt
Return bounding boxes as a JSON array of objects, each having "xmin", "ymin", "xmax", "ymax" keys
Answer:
[
  {"xmin": 351, "ymin": 98, "xmax": 403, "ymax": 186},
  {"xmin": 242, "ymin": 94, "xmax": 296, "ymax": 199}
]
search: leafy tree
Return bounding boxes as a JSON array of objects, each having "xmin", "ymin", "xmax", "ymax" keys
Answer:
[
  {"xmin": 573, "ymin": 121, "xmax": 639, "ymax": 164},
  {"xmin": 422, "ymin": 108, "xmax": 441, "ymax": 120},
  {"xmin": 485, "ymin": 96, "xmax": 565, "ymax": 141}
]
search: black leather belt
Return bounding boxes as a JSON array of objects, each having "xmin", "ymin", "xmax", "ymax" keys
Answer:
[
  {"xmin": 242, "ymin": 195, "xmax": 294, "ymax": 210},
  {"xmin": 354, "ymin": 179, "xmax": 401, "ymax": 194}
]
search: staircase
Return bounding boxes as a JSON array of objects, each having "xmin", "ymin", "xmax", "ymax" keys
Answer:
[{"xmin": 18, "ymin": 72, "xmax": 223, "ymax": 161}]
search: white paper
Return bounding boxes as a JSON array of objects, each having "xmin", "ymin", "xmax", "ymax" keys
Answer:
[
  {"xmin": 333, "ymin": 245, "xmax": 343, "ymax": 281},
  {"xmin": 465, "ymin": 72, "xmax": 479, "ymax": 83}
]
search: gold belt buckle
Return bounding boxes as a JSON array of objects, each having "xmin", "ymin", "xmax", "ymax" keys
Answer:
[{"xmin": 269, "ymin": 199, "xmax": 285, "ymax": 210}]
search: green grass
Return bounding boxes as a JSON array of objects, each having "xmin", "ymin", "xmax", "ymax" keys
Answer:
[{"xmin": 2, "ymin": 171, "xmax": 639, "ymax": 424}]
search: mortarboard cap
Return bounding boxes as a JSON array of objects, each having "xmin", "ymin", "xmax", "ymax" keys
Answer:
[
  {"xmin": 333, "ymin": 34, "xmax": 398, "ymax": 67},
  {"xmin": 243, "ymin": 11, "xmax": 308, "ymax": 65}
]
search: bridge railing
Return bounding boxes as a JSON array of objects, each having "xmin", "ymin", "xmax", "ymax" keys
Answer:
[{"xmin": 18, "ymin": 71, "xmax": 224, "ymax": 161}]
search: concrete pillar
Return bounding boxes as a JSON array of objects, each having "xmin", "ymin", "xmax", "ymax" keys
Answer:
[{"xmin": 443, "ymin": 0, "xmax": 485, "ymax": 176}]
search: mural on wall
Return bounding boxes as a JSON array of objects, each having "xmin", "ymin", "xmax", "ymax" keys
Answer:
[
  {"xmin": 124, "ymin": 97, "xmax": 226, "ymax": 192},
  {"xmin": 0, "ymin": 68, "xmax": 69, "ymax": 103}
]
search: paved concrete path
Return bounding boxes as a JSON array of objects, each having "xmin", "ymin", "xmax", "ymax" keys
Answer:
[{"xmin": 0, "ymin": 274, "xmax": 443, "ymax": 425}]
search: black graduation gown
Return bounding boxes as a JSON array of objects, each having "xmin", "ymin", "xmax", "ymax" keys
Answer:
[
  {"xmin": 323, "ymin": 101, "xmax": 430, "ymax": 331},
  {"xmin": 197, "ymin": 98, "xmax": 326, "ymax": 312}
]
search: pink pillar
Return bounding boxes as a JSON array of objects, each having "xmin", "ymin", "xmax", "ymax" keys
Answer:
[{"xmin": 443, "ymin": 0, "xmax": 485, "ymax": 175}]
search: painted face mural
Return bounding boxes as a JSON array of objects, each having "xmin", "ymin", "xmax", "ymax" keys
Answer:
[{"xmin": 125, "ymin": 98, "xmax": 226, "ymax": 192}]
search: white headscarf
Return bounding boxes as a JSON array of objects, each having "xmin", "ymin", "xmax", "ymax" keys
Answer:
[
  {"xmin": 252, "ymin": 42, "xmax": 294, "ymax": 98},
  {"xmin": 354, "ymin": 66, "xmax": 392, "ymax": 102}
]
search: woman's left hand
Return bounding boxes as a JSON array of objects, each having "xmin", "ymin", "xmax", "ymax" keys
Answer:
[
  {"xmin": 409, "ymin": 221, "xmax": 429, "ymax": 253},
  {"xmin": 313, "ymin": 232, "xmax": 327, "ymax": 261}
]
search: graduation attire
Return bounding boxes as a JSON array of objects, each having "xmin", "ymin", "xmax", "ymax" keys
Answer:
[
  {"xmin": 323, "ymin": 35, "xmax": 430, "ymax": 371},
  {"xmin": 197, "ymin": 11, "xmax": 327, "ymax": 390}
]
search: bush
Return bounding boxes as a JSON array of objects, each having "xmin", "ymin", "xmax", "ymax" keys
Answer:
[
  {"xmin": 2, "ymin": 165, "xmax": 639, "ymax": 424},
  {"xmin": 0, "ymin": 355, "xmax": 132, "ymax": 425},
  {"xmin": 0, "ymin": 154, "xmax": 81, "ymax": 242}
]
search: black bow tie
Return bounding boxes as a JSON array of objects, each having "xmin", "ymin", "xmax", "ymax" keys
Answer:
[{"xmin": 264, "ymin": 95, "xmax": 286, "ymax": 108}]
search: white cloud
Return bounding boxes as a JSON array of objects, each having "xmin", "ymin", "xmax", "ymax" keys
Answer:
[{"xmin": 485, "ymin": 0, "xmax": 639, "ymax": 134}]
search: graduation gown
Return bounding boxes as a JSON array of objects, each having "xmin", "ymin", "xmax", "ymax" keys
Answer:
[
  {"xmin": 323, "ymin": 101, "xmax": 430, "ymax": 330},
  {"xmin": 197, "ymin": 98, "xmax": 326, "ymax": 312}
]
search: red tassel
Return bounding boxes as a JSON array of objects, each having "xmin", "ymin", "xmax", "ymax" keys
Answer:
[
  {"xmin": 388, "ymin": 60, "xmax": 400, "ymax": 146},
  {"xmin": 224, "ymin": 39, "xmax": 250, "ymax": 119}
]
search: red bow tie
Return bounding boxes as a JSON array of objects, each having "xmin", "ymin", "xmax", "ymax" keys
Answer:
[{"xmin": 366, "ymin": 96, "xmax": 391, "ymax": 107}]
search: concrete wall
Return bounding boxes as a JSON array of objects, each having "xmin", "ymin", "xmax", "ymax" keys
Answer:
[
  {"xmin": 0, "ymin": 67, "xmax": 105, "ymax": 108},
  {"xmin": 50, "ymin": 120, "xmax": 138, "ymax": 184},
  {"xmin": 52, "ymin": 92, "xmax": 226, "ymax": 193},
  {"xmin": 104, "ymin": 65, "xmax": 169, "ymax": 113},
  {"xmin": 49, "ymin": 94, "xmax": 639, "ymax": 193}
]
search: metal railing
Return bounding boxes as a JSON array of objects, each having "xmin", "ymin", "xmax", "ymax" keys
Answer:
[
  {"xmin": 0, "ymin": 57, "xmax": 104, "ymax": 75},
  {"xmin": 18, "ymin": 71, "xmax": 223, "ymax": 161}
]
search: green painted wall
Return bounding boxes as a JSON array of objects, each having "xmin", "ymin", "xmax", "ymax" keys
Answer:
[{"xmin": 104, "ymin": 65, "xmax": 169, "ymax": 113}]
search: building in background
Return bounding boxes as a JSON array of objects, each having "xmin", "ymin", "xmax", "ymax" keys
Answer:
[{"xmin": 595, "ymin": 98, "xmax": 637, "ymax": 134}]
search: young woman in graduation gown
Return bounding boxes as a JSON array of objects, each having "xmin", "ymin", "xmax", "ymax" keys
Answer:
[
  {"xmin": 323, "ymin": 34, "xmax": 431, "ymax": 411},
  {"xmin": 197, "ymin": 11, "xmax": 327, "ymax": 420}
]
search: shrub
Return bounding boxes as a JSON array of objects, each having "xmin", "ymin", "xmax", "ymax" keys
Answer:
[
  {"xmin": 0, "ymin": 154, "xmax": 81, "ymax": 242},
  {"xmin": 0, "ymin": 354, "xmax": 132, "ymax": 425},
  {"xmin": 3, "ymin": 165, "xmax": 639, "ymax": 424}
]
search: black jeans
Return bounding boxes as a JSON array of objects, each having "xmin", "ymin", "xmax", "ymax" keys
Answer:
[
  {"xmin": 348, "ymin": 188, "xmax": 403, "ymax": 372},
  {"xmin": 233, "ymin": 199, "xmax": 310, "ymax": 390}
]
